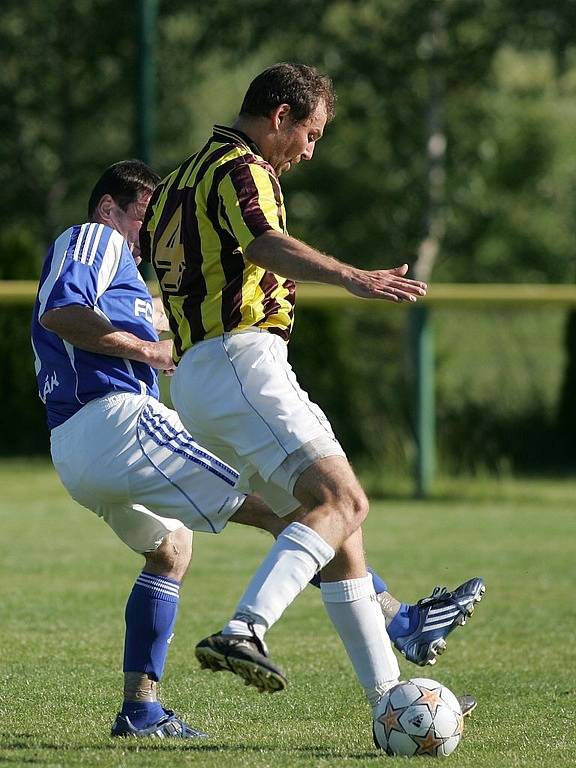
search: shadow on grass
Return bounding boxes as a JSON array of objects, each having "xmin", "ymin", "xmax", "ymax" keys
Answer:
[{"xmin": 0, "ymin": 734, "xmax": 379, "ymax": 761}]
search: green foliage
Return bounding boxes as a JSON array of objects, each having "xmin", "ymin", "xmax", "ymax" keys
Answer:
[
  {"xmin": 1, "ymin": 0, "xmax": 139, "ymax": 274},
  {"xmin": 5, "ymin": 0, "xmax": 576, "ymax": 279},
  {"xmin": 4, "ymin": 0, "xmax": 576, "ymax": 469},
  {"xmin": 0, "ymin": 306, "xmax": 49, "ymax": 455},
  {"xmin": 1, "ymin": 461, "xmax": 575, "ymax": 766},
  {"xmin": 443, "ymin": 59, "xmax": 576, "ymax": 282},
  {"xmin": 432, "ymin": 304, "xmax": 576, "ymax": 476},
  {"xmin": 291, "ymin": 302, "xmax": 571, "ymax": 483},
  {"xmin": 291, "ymin": 306, "xmax": 413, "ymax": 477}
]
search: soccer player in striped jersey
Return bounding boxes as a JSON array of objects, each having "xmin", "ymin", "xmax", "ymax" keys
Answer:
[{"xmin": 143, "ymin": 64, "xmax": 485, "ymax": 710}]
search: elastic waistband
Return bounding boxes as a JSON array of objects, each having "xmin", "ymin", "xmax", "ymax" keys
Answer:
[
  {"xmin": 183, "ymin": 328, "xmax": 271, "ymax": 354},
  {"xmin": 226, "ymin": 327, "xmax": 270, "ymax": 336},
  {"xmin": 201, "ymin": 328, "xmax": 270, "ymax": 343},
  {"xmin": 50, "ymin": 392, "xmax": 145, "ymax": 441}
]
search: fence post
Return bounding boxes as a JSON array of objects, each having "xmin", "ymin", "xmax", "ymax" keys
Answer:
[{"xmin": 411, "ymin": 305, "xmax": 435, "ymax": 497}]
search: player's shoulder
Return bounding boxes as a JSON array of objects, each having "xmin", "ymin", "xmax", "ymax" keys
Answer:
[
  {"xmin": 55, "ymin": 221, "xmax": 124, "ymax": 247},
  {"xmin": 52, "ymin": 222, "xmax": 129, "ymax": 268},
  {"xmin": 221, "ymin": 152, "xmax": 276, "ymax": 188},
  {"xmin": 210, "ymin": 127, "xmax": 270, "ymax": 170}
]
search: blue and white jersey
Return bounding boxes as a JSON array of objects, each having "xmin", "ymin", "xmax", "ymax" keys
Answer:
[{"xmin": 31, "ymin": 223, "xmax": 160, "ymax": 429}]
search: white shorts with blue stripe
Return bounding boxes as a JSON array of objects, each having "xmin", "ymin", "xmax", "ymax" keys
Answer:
[{"xmin": 50, "ymin": 392, "xmax": 245, "ymax": 553}]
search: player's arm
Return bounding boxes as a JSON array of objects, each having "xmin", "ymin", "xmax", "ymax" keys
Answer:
[
  {"xmin": 245, "ymin": 230, "xmax": 427, "ymax": 303},
  {"xmin": 152, "ymin": 296, "xmax": 170, "ymax": 333},
  {"xmin": 40, "ymin": 305, "xmax": 174, "ymax": 371},
  {"xmin": 220, "ymin": 163, "xmax": 426, "ymax": 303}
]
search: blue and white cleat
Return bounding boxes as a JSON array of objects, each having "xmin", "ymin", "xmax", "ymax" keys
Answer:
[
  {"xmin": 111, "ymin": 708, "xmax": 209, "ymax": 738},
  {"xmin": 393, "ymin": 577, "xmax": 486, "ymax": 666}
]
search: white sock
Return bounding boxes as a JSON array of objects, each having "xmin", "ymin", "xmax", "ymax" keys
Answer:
[
  {"xmin": 321, "ymin": 575, "xmax": 400, "ymax": 708},
  {"xmin": 223, "ymin": 522, "xmax": 335, "ymax": 636}
]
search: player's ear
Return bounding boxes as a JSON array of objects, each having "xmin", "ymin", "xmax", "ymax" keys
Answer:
[
  {"xmin": 95, "ymin": 194, "xmax": 115, "ymax": 223},
  {"xmin": 271, "ymin": 103, "xmax": 291, "ymax": 130}
]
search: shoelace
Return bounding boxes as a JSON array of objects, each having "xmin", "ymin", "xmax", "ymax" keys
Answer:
[
  {"xmin": 419, "ymin": 586, "xmax": 464, "ymax": 614},
  {"xmin": 246, "ymin": 621, "xmax": 268, "ymax": 656}
]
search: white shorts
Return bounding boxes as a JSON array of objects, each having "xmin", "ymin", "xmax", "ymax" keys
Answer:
[
  {"xmin": 50, "ymin": 393, "xmax": 245, "ymax": 553},
  {"xmin": 171, "ymin": 330, "xmax": 346, "ymax": 516}
]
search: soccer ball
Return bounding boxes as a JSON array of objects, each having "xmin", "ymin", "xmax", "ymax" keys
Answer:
[{"xmin": 373, "ymin": 678, "xmax": 464, "ymax": 757}]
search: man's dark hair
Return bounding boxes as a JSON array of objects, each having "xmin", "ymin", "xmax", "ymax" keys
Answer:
[
  {"xmin": 240, "ymin": 62, "xmax": 335, "ymax": 124},
  {"xmin": 87, "ymin": 159, "xmax": 160, "ymax": 218}
]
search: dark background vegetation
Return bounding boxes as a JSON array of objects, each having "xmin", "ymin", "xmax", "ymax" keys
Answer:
[{"xmin": 3, "ymin": 0, "xmax": 576, "ymax": 482}]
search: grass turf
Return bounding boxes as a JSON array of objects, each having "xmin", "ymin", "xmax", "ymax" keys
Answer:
[{"xmin": 0, "ymin": 459, "xmax": 574, "ymax": 767}]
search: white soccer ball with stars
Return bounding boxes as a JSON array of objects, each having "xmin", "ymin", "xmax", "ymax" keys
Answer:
[{"xmin": 373, "ymin": 678, "xmax": 464, "ymax": 757}]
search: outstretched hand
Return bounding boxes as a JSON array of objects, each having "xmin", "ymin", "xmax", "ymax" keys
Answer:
[{"xmin": 344, "ymin": 264, "xmax": 427, "ymax": 302}]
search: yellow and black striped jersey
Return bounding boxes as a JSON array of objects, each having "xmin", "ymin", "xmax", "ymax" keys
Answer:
[{"xmin": 141, "ymin": 125, "xmax": 296, "ymax": 361}]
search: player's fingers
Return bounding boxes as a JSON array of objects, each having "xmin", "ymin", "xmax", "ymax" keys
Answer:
[
  {"xmin": 374, "ymin": 289, "xmax": 413, "ymax": 303},
  {"xmin": 375, "ymin": 282, "xmax": 426, "ymax": 302},
  {"xmin": 390, "ymin": 277, "xmax": 427, "ymax": 294},
  {"xmin": 374, "ymin": 271, "xmax": 427, "ymax": 294},
  {"xmin": 385, "ymin": 282, "xmax": 426, "ymax": 298}
]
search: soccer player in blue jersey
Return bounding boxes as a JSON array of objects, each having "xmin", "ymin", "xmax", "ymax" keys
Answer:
[
  {"xmin": 32, "ymin": 159, "xmax": 479, "ymax": 740},
  {"xmin": 32, "ymin": 160, "xmax": 231, "ymax": 737}
]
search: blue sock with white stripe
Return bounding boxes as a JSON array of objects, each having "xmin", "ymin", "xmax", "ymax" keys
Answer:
[
  {"xmin": 122, "ymin": 572, "xmax": 180, "ymax": 728},
  {"xmin": 309, "ymin": 566, "xmax": 388, "ymax": 594},
  {"xmin": 386, "ymin": 602, "xmax": 417, "ymax": 641}
]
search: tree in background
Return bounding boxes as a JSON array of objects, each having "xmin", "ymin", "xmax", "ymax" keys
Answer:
[
  {"xmin": 3, "ymin": 0, "xmax": 576, "ymax": 473},
  {"xmin": 189, "ymin": 0, "xmax": 576, "ymax": 473}
]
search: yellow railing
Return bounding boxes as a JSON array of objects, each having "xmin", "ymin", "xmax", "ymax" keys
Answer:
[
  {"xmin": 0, "ymin": 281, "xmax": 41, "ymax": 303},
  {"xmin": 6, "ymin": 280, "xmax": 576, "ymax": 496},
  {"xmin": 6, "ymin": 280, "xmax": 576, "ymax": 306},
  {"xmin": 297, "ymin": 283, "xmax": 576, "ymax": 306}
]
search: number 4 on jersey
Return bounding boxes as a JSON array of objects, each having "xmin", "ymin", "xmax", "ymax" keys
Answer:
[{"xmin": 153, "ymin": 208, "xmax": 185, "ymax": 293}]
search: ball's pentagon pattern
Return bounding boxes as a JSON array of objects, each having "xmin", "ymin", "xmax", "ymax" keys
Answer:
[{"xmin": 373, "ymin": 678, "xmax": 464, "ymax": 757}]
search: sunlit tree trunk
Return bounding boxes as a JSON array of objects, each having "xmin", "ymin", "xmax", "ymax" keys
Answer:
[
  {"xmin": 413, "ymin": 4, "xmax": 446, "ymax": 283},
  {"xmin": 408, "ymin": 4, "xmax": 446, "ymax": 494}
]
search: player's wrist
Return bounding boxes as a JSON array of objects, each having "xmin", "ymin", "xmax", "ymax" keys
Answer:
[
  {"xmin": 139, "ymin": 339, "xmax": 173, "ymax": 370},
  {"xmin": 131, "ymin": 339, "xmax": 157, "ymax": 366},
  {"xmin": 337, "ymin": 264, "xmax": 360, "ymax": 290}
]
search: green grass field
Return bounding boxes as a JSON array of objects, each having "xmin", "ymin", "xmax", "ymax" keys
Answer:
[{"xmin": 1, "ymin": 460, "xmax": 574, "ymax": 767}]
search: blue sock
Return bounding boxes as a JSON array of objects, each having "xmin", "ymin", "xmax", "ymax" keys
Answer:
[
  {"xmin": 123, "ymin": 571, "xmax": 180, "ymax": 724},
  {"xmin": 121, "ymin": 700, "xmax": 165, "ymax": 729},
  {"xmin": 367, "ymin": 567, "xmax": 388, "ymax": 594},
  {"xmin": 387, "ymin": 602, "xmax": 419, "ymax": 642},
  {"xmin": 309, "ymin": 566, "xmax": 388, "ymax": 593}
]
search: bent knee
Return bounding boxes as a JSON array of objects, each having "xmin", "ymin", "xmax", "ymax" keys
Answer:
[
  {"xmin": 144, "ymin": 527, "xmax": 192, "ymax": 580},
  {"xmin": 317, "ymin": 483, "xmax": 368, "ymax": 542},
  {"xmin": 294, "ymin": 457, "xmax": 369, "ymax": 534},
  {"xmin": 340, "ymin": 484, "xmax": 369, "ymax": 530}
]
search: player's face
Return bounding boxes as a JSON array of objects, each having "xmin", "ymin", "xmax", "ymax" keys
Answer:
[
  {"xmin": 109, "ymin": 191, "xmax": 151, "ymax": 263},
  {"xmin": 270, "ymin": 99, "xmax": 327, "ymax": 176}
]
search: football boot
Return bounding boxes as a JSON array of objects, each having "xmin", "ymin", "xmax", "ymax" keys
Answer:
[
  {"xmin": 391, "ymin": 577, "xmax": 486, "ymax": 666},
  {"xmin": 195, "ymin": 626, "xmax": 287, "ymax": 693},
  {"xmin": 111, "ymin": 708, "xmax": 209, "ymax": 738}
]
